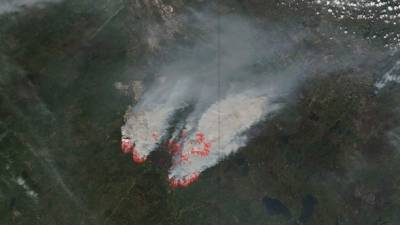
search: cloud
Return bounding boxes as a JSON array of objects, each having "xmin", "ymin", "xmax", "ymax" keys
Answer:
[{"xmin": 375, "ymin": 60, "xmax": 400, "ymax": 91}]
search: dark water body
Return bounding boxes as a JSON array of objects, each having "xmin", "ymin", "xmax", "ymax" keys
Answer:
[
  {"xmin": 262, "ymin": 196, "xmax": 291, "ymax": 218},
  {"xmin": 0, "ymin": 0, "xmax": 399, "ymax": 225},
  {"xmin": 299, "ymin": 195, "xmax": 318, "ymax": 224},
  {"xmin": 262, "ymin": 194, "xmax": 318, "ymax": 225}
]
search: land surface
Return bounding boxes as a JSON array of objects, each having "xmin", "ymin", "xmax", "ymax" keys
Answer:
[{"xmin": 0, "ymin": 1, "xmax": 400, "ymax": 225}]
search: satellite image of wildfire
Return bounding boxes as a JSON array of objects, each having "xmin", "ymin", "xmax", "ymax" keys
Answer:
[{"xmin": 1, "ymin": 0, "xmax": 400, "ymax": 225}]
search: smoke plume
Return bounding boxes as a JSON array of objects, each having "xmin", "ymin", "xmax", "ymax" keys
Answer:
[
  {"xmin": 0, "ymin": 0, "xmax": 61, "ymax": 14},
  {"xmin": 121, "ymin": 10, "xmax": 381, "ymax": 187}
]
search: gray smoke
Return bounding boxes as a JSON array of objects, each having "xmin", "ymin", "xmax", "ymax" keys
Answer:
[
  {"xmin": 0, "ymin": 0, "xmax": 61, "ymax": 14},
  {"xmin": 122, "ymin": 9, "xmax": 387, "ymax": 185}
]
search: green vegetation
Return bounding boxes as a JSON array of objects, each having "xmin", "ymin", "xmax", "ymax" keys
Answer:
[{"xmin": 0, "ymin": 1, "xmax": 400, "ymax": 225}]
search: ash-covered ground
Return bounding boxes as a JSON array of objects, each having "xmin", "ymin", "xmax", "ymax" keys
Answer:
[{"xmin": 0, "ymin": 0, "xmax": 400, "ymax": 225}]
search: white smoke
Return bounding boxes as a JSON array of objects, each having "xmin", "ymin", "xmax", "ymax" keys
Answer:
[
  {"xmin": 0, "ymin": 0, "xmax": 61, "ymax": 14},
  {"xmin": 121, "ymin": 78, "xmax": 192, "ymax": 162},
  {"xmin": 121, "ymin": 11, "xmax": 357, "ymax": 187},
  {"xmin": 168, "ymin": 91, "xmax": 282, "ymax": 184},
  {"xmin": 122, "ymin": 14, "xmax": 302, "ymax": 185}
]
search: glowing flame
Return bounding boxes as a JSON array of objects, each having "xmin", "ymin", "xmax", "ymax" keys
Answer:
[{"xmin": 121, "ymin": 92, "xmax": 281, "ymax": 188}]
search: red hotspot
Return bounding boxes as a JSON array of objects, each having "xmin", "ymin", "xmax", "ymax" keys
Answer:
[
  {"xmin": 121, "ymin": 138, "xmax": 147, "ymax": 163},
  {"xmin": 121, "ymin": 138, "xmax": 133, "ymax": 154},
  {"xmin": 121, "ymin": 131, "xmax": 212, "ymax": 188},
  {"xmin": 169, "ymin": 172, "xmax": 200, "ymax": 188},
  {"xmin": 132, "ymin": 149, "xmax": 147, "ymax": 164}
]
